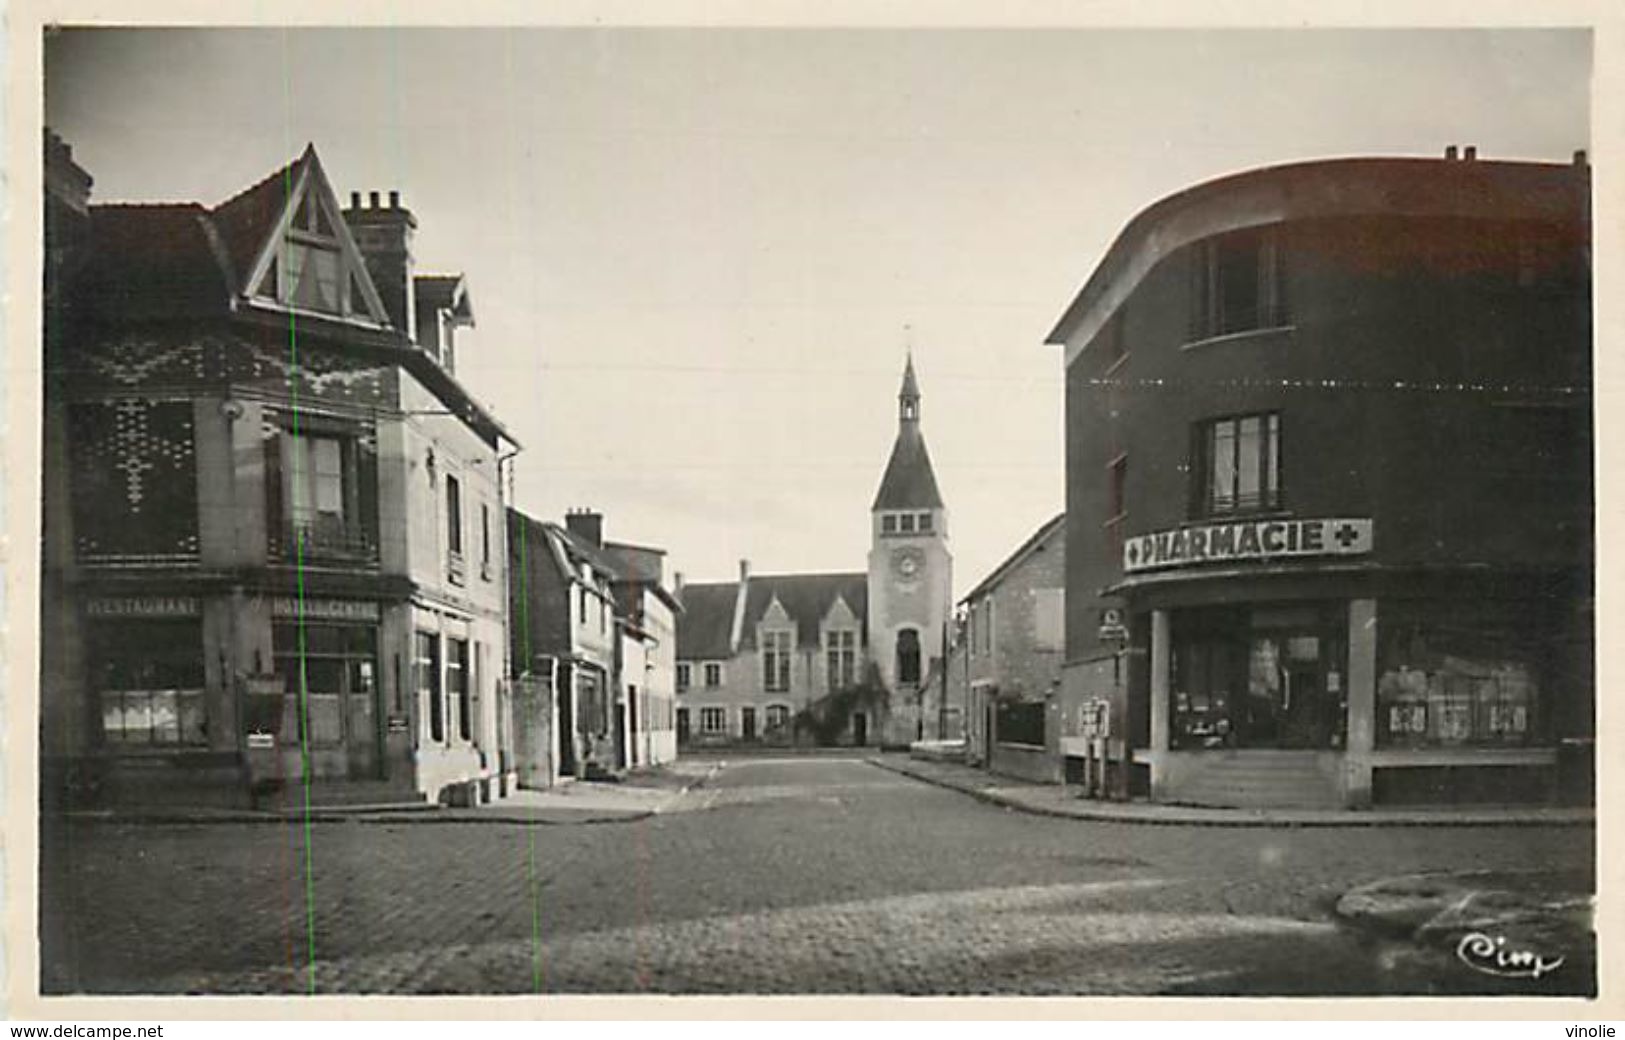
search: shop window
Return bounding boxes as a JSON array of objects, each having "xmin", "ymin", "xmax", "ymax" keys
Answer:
[
  {"xmin": 704, "ymin": 662, "xmax": 722, "ymax": 688},
  {"xmin": 265, "ymin": 422, "xmax": 378, "ymax": 563},
  {"xmin": 448, "ymin": 637, "xmax": 471, "ymax": 741},
  {"xmin": 762, "ymin": 630, "xmax": 792, "ymax": 692},
  {"xmin": 1376, "ymin": 601, "xmax": 1544, "ymax": 749},
  {"xmin": 1189, "ymin": 228, "xmax": 1289, "ymax": 341},
  {"xmin": 415, "ymin": 631, "xmax": 443, "ymax": 744},
  {"xmin": 996, "ymin": 699, "xmax": 1046, "ymax": 747},
  {"xmin": 700, "ymin": 706, "xmax": 727, "ymax": 734},
  {"xmin": 897, "ymin": 628, "xmax": 922, "ymax": 685},
  {"xmin": 1172, "ymin": 605, "xmax": 1346, "ymax": 751},
  {"xmin": 677, "ymin": 663, "xmax": 691, "ymax": 691},
  {"xmin": 1194, "ymin": 413, "xmax": 1281, "ymax": 516},
  {"xmin": 274, "ymin": 623, "xmax": 377, "ymax": 748},
  {"xmin": 826, "ymin": 629, "xmax": 857, "ymax": 691},
  {"xmin": 92, "ymin": 620, "xmax": 206, "ymax": 746}
]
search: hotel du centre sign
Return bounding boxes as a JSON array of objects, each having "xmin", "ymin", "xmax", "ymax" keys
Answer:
[{"xmin": 1123, "ymin": 517, "xmax": 1374, "ymax": 574}]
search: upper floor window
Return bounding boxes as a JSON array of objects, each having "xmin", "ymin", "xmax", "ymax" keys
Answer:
[
  {"xmin": 917, "ymin": 512, "xmax": 934, "ymax": 533},
  {"xmin": 578, "ymin": 586, "xmax": 588, "ymax": 624},
  {"xmin": 826, "ymin": 629, "xmax": 857, "ymax": 691},
  {"xmin": 1195, "ymin": 412, "xmax": 1281, "ymax": 516},
  {"xmin": 762, "ymin": 631, "xmax": 792, "ymax": 692},
  {"xmin": 1189, "ymin": 229, "xmax": 1288, "ymax": 341},
  {"xmin": 480, "ymin": 503, "xmax": 492, "ymax": 580},
  {"xmin": 882, "ymin": 514, "xmax": 898, "ymax": 534},
  {"xmin": 1107, "ymin": 454, "xmax": 1128, "ymax": 525},
  {"xmin": 266, "ymin": 424, "xmax": 378, "ymax": 563},
  {"xmin": 445, "ymin": 474, "xmax": 464, "ymax": 556},
  {"xmin": 900, "ymin": 514, "xmax": 916, "ymax": 534},
  {"xmin": 704, "ymin": 662, "xmax": 723, "ymax": 688},
  {"xmin": 1033, "ymin": 588, "xmax": 1064, "ymax": 653},
  {"xmin": 676, "ymin": 662, "xmax": 691, "ymax": 691}
]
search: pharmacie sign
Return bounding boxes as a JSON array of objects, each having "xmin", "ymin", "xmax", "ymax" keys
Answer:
[{"xmin": 1123, "ymin": 518, "xmax": 1373, "ymax": 574}]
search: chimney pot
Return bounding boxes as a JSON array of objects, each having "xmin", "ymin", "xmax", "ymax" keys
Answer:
[
  {"xmin": 350, "ymin": 191, "xmax": 361, "ymax": 209},
  {"xmin": 739, "ymin": 558, "xmax": 750, "ymax": 583},
  {"xmin": 1574, "ymin": 149, "xmax": 1588, "ymax": 166},
  {"xmin": 1463, "ymin": 145, "xmax": 1478, "ymax": 161},
  {"xmin": 564, "ymin": 509, "xmax": 604, "ymax": 548},
  {"xmin": 389, "ymin": 190, "xmax": 400, "ymax": 208},
  {"xmin": 369, "ymin": 190, "xmax": 381, "ymax": 208},
  {"xmin": 1444, "ymin": 145, "xmax": 1458, "ymax": 161}
]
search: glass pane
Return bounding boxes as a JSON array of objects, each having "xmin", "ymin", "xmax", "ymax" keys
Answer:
[
  {"xmin": 1211, "ymin": 423, "xmax": 1236, "ymax": 508},
  {"xmin": 304, "ymin": 658, "xmax": 344, "ymax": 693},
  {"xmin": 307, "ymin": 694, "xmax": 344, "ymax": 746},
  {"xmin": 150, "ymin": 690, "xmax": 180, "ymax": 743},
  {"xmin": 178, "ymin": 691, "xmax": 208, "ymax": 744},
  {"xmin": 101, "ymin": 692, "xmax": 127, "ymax": 743},
  {"xmin": 1265, "ymin": 414, "xmax": 1280, "ymax": 501},
  {"xmin": 350, "ymin": 659, "xmax": 375, "ymax": 693},
  {"xmin": 123, "ymin": 694, "xmax": 154, "ymax": 745},
  {"xmin": 1237, "ymin": 416, "xmax": 1262, "ymax": 502}
]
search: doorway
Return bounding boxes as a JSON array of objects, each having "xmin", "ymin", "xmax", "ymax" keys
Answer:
[
  {"xmin": 742, "ymin": 706, "xmax": 757, "ymax": 742},
  {"xmin": 852, "ymin": 711, "xmax": 868, "ymax": 746},
  {"xmin": 677, "ymin": 706, "xmax": 691, "ymax": 746},
  {"xmin": 556, "ymin": 670, "xmax": 577, "ymax": 777}
]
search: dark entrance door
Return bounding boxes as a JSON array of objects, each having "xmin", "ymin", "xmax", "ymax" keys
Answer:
[
  {"xmin": 677, "ymin": 706, "xmax": 691, "ymax": 745},
  {"xmin": 852, "ymin": 711, "xmax": 868, "ymax": 746},
  {"xmin": 613, "ymin": 703, "xmax": 627, "ymax": 769},
  {"xmin": 741, "ymin": 706, "xmax": 757, "ymax": 742},
  {"xmin": 556, "ymin": 670, "xmax": 577, "ymax": 776},
  {"xmin": 627, "ymin": 686, "xmax": 639, "ymax": 767}
]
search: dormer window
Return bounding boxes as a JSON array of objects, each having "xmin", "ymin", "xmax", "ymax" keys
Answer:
[{"xmin": 248, "ymin": 160, "xmax": 388, "ymax": 325}]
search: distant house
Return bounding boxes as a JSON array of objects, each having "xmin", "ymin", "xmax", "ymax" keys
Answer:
[
  {"xmin": 960, "ymin": 514, "xmax": 1067, "ymax": 782},
  {"xmin": 674, "ymin": 357, "xmax": 954, "ymax": 748},
  {"xmin": 507, "ymin": 508, "xmax": 680, "ymax": 782},
  {"xmin": 603, "ymin": 538, "xmax": 683, "ymax": 769}
]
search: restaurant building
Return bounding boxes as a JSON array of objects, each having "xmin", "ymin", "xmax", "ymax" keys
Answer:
[
  {"xmin": 42, "ymin": 136, "xmax": 518, "ymax": 808},
  {"xmin": 1046, "ymin": 149, "xmax": 1592, "ymax": 808}
]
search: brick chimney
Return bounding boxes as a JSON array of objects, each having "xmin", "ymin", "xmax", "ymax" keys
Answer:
[
  {"xmin": 565, "ymin": 508, "xmax": 604, "ymax": 548},
  {"xmin": 343, "ymin": 189, "xmax": 417, "ymax": 340}
]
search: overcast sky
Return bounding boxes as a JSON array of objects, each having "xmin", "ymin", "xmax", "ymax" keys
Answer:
[{"xmin": 43, "ymin": 27, "xmax": 1590, "ymax": 596}]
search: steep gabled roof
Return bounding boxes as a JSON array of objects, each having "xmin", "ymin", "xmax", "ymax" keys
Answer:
[
  {"xmin": 550, "ymin": 524, "xmax": 623, "ymax": 583},
  {"xmin": 872, "ymin": 424, "xmax": 945, "ymax": 510},
  {"xmin": 961, "ymin": 513, "xmax": 1066, "ymax": 604},
  {"xmin": 675, "ymin": 582, "xmax": 739, "ymax": 659},
  {"xmin": 81, "ymin": 204, "xmax": 233, "ymax": 319},
  {"xmin": 210, "ymin": 150, "xmax": 306, "ymax": 291},
  {"xmin": 740, "ymin": 572, "xmax": 868, "ymax": 649}
]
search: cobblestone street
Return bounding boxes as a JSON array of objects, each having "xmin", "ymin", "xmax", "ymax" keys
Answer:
[{"xmin": 40, "ymin": 756, "xmax": 1595, "ymax": 996}]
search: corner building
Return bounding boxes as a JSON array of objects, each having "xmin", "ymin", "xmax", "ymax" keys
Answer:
[{"xmin": 1047, "ymin": 153, "xmax": 1592, "ymax": 808}]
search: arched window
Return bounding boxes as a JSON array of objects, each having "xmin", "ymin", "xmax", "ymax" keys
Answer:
[{"xmin": 897, "ymin": 628, "xmax": 921, "ymax": 686}]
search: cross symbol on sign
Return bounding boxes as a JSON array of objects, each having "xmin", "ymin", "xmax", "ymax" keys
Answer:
[
  {"xmin": 1333, "ymin": 523, "xmax": 1362, "ymax": 548},
  {"xmin": 1127, "ymin": 543, "xmax": 1140, "ymax": 565}
]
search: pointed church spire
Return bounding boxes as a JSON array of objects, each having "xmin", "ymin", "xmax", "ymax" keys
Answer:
[
  {"xmin": 873, "ymin": 352, "xmax": 944, "ymax": 511},
  {"xmin": 899, "ymin": 351, "xmax": 921, "ymax": 424}
]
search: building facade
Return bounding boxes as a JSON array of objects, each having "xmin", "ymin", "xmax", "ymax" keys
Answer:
[
  {"xmin": 603, "ymin": 539, "xmax": 682, "ymax": 769},
  {"xmin": 1047, "ymin": 152, "xmax": 1593, "ymax": 809},
  {"xmin": 506, "ymin": 509, "xmax": 620, "ymax": 783},
  {"xmin": 675, "ymin": 357, "xmax": 953, "ymax": 748},
  {"xmin": 41, "ymin": 138, "xmax": 518, "ymax": 809},
  {"xmin": 960, "ymin": 514, "xmax": 1067, "ymax": 783}
]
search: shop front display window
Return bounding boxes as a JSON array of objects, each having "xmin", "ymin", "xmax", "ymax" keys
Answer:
[
  {"xmin": 1377, "ymin": 601, "xmax": 1543, "ymax": 748},
  {"xmin": 92, "ymin": 620, "xmax": 207, "ymax": 747},
  {"xmin": 274, "ymin": 623, "xmax": 379, "ymax": 749},
  {"xmin": 1171, "ymin": 603, "xmax": 1346, "ymax": 750}
]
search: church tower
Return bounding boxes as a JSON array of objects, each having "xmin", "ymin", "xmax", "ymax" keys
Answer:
[{"xmin": 867, "ymin": 354, "xmax": 952, "ymax": 743}]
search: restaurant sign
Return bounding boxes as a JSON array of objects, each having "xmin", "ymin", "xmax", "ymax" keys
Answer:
[
  {"xmin": 1123, "ymin": 518, "xmax": 1373, "ymax": 574},
  {"xmin": 85, "ymin": 596, "xmax": 199, "ymax": 617}
]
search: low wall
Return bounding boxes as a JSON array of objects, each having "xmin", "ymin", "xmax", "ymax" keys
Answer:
[{"xmin": 989, "ymin": 742, "xmax": 1062, "ymax": 783}]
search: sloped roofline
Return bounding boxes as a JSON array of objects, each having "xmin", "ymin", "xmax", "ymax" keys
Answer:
[{"xmin": 960, "ymin": 512, "xmax": 1065, "ymax": 605}]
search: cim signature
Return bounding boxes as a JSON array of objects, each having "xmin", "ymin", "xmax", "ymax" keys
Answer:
[{"xmin": 1454, "ymin": 931, "xmax": 1565, "ymax": 980}]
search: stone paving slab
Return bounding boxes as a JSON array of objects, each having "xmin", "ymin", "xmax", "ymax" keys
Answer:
[{"xmin": 876, "ymin": 754, "xmax": 1597, "ymax": 828}]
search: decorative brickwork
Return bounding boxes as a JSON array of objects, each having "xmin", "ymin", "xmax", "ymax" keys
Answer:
[{"xmin": 69, "ymin": 399, "xmax": 199, "ymax": 561}]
